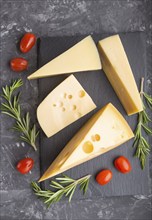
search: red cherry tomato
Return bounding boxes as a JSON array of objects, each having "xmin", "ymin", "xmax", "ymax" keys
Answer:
[
  {"xmin": 114, "ymin": 156, "xmax": 131, "ymax": 174},
  {"xmin": 10, "ymin": 58, "xmax": 28, "ymax": 72},
  {"xmin": 96, "ymin": 169, "xmax": 112, "ymax": 185},
  {"xmin": 16, "ymin": 158, "xmax": 34, "ymax": 174},
  {"xmin": 20, "ymin": 33, "xmax": 36, "ymax": 53}
]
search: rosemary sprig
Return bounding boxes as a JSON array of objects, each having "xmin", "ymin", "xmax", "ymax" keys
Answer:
[
  {"xmin": 31, "ymin": 174, "xmax": 91, "ymax": 207},
  {"xmin": 1, "ymin": 79, "xmax": 39, "ymax": 151},
  {"xmin": 133, "ymin": 77, "xmax": 152, "ymax": 169}
]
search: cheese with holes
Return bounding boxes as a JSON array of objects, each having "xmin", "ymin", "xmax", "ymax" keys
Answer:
[
  {"xmin": 28, "ymin": 36, "xmax": 102, "ymax": 79},
  {"xmin": 39, "ymin": 103, "xmax": 134, "ymax": 182},
  {"xmin": 98, "ymin": 35, "xmax": 143, "ymax": 115},
  {"xmin": 37, "ymin": 75, "xmax": 96, "ymax": 137}
]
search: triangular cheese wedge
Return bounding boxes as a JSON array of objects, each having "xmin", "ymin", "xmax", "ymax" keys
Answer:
[
  {"xmin": 98, "ymin": 35, "xmax": 143, "ymax": 115},
  {"xmin": 28, "ymin": 36, "xmax": 102, "ymax": 79},
  {"xmin": 37, "ymin": 75, "xmax": 96, "ymax": 137},
  {"xmin": 39, "ymin": 103, "xmax": 134, "ymax": 182}
]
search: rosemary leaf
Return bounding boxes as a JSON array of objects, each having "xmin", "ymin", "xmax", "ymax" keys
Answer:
[
  {"xmin": 143, "ymin": 92, "xmax": 152, "ymax": 109},
  {"xmin": 65, "ymin": 185, "xmax": 75, "ymax": 197},
  {"xmin": 50, "ymin": 181, "xmax": 64, "ymax": 189},
  {"xmin": 31, "ymin": 174, "xmax": 91, "ymax": 206},
  {"xmin": 68, "ymin": 185, "xmax": 77, "ymax": 202},
  {"xmin": 142, "ymin": 123, "xmax": 152, "ymax": 135},
  {"xmin": 133, "ymin": 77, "xmax": 152, "ymax": 169},
  {"xmin": 1, "ymin": 79, "xmax": 39, "ymax": 151}
]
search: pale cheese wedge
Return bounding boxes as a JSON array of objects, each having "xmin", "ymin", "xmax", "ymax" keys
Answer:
[
  {"xmin": 39, "ymin": 103, "xmax": 134, "ymax": 182},
  {"xmin": 98, "ymin": 35, "xmax": 143, "ymax": 115},
  {"xmin": 28, "ymin": 36, "xmax": 102, "ymax": 79},
  {"xmin": 37, "ymin": 75, "xmax": 96, "ymax": 138}
]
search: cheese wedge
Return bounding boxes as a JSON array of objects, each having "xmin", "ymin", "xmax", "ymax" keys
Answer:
[
  {"xmin": 98, "ymin": 35, "xmax": 143, "ymax": 115},
  {"xmin": 37, "ymin": 75, "xmax": 96, "ymax": 137},
  {"xmin": 28, "ymin": 36, "xmax": 102, "ymax": 79},
  {"xmin": 39, "ymin": 103, "xmax": 134, "ymax": 182}
]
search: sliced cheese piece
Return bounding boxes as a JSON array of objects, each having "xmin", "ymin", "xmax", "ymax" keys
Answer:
[
  {"xmin": 37, "ymin": 75, "xmax": 96, "ymax": 138},
  {"xmin": 28, "ymin": 36, "xmax": 102, "ymax": 79},
  {"xmin": 98, "ymin": 35, "xmax": 143, "ymax": 115},
  {"xmin": 39, "ymin": 103, "xmax": 134, "ymax": 182}
]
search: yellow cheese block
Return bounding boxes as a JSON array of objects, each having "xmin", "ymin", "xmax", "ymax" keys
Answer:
[
  {"xmin": 39, "ymin": 103, "xmax": 134, "ymax": 182},
  {"xmin": 28, "ymin": 36, "xmax": 102, "ymax": 79},
  {"xmin": 37, "ymin": 75, "xmax": 96, "ymax": 137},
  {"xmin": 98, "ymin": 35, "xmax": 143, "ymax": 115}
]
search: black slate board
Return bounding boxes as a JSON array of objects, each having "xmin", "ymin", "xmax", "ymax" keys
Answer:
[{"xmin": 38, "ymin": 32, "xmax": 150, "ymax": 197}]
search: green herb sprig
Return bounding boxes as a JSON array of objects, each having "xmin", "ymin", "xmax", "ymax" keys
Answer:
[
  {"xmin": 1, "ymin": 79, "xmax": 39, "ymax": 151},
  {"xmin": 133, "ymin": 77, "xmax": 152, "ymax": 169},
  {"xmin": 31, "ymin": 174, "xmax": 91, "ymax": 207}
]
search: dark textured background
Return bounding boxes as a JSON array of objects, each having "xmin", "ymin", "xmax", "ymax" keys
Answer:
[{"xmin": 0, "ymin": 0, "xmax": 152, "ymax": 219}]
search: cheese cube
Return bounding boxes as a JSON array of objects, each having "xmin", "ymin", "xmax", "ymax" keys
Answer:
[
  {"xmin": 37, "ymin": 75, "xmax": 96, "ymax": 137},
  {"xmin": 39, "ymin": 103, "xmax": 134, "ymax": 182},
  {"xmin": 28, "ymin": 36, "xmax": 102, "ymax": 79},
  {"xmin": 98, "ymin": 35, "xmax": 143, "ymax": 115}
]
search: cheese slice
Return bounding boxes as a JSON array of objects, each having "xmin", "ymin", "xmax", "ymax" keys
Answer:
[
  {"xmin": 39, "ymin": 103, "xmax": 134, "ymax": 182},
  {"xmin": 98, "ymin": 35, "xmax": 143, "ymax": 115},
  {"xmin": 37, "ymin": 75, "xmax": 96, "ymax": 137},
  {"xmin": 28, "ymin": 36, "xmax": 102, "ymax": 79}
]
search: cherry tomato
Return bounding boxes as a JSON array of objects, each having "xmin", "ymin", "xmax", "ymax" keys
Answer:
[
  {"xmin": 114, "ymin": 156, "xmax": 131, "ymax": 174},
  {"xmin": 96, "ymin": 169, "xmax": 112, "ymax": 185},
  {"xmin": 16, "ymin": 158, "xmax": 34, "ymax": 174},
  {"xmin": 10, "ymin": 58, "xmax": 28, "ymax": 72},
  {"xmin": 20, "ymin": 33, "xmax": 36, "ymax": 53}
]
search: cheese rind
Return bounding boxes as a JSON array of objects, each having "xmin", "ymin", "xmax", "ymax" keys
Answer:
[
  {"xmin": 37, "ymin": 75, "xmax": 96, "ymax": 137},
  {"xmin": 39, "ymin": 103, "xmax": 134, "ymax": 182},
  {"xmin": 28, "ymin": 36, "xmax": 102, "ymax": 79},
  {"xmin": 98, "ymin": 35, "xmax": 143, "ymax": 115}
]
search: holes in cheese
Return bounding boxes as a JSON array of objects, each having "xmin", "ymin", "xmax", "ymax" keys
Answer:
[
  {"xmin": 91, "ymin": 134, "xmax": 101, "ymax": 142},
  {"xmin": 98, "ymin": 35, "xmax": 143, "ymax": 115},
  {"xmin": 62, "ymin": 107, "xmax": 66, "ymax": 112},
  {"xmin": 39, "ymin": 103, "xmax": 134, "ymax": 182},
  {"xmin": 28, "ymin": 35, "xmax": 102, "ymax": 80},
  {"xmin": 68, "ymin": 95, "xmax": 73, "ymax": 99},
  {"xmin": 79, "ymin": 90, "xmax": 86, "ymax": 98},
  {"xmin": 56, "ymin": 101, "xmax": 63, "ymax": 107},
  {"xmin": 82, "ymin": 141, "xmax": 94, "ymax": 154},
  {"xmin": 61, "ymin": 93, "xmax": 67, "ymax": 99},
  {"xmin": 70, "ymin": 105, "xmax": 77, "ymax": 111},
  {"xmin": 37, "ymin": 75, "xmax": 96, "ymax": 138},
  {"xmin": 95, "ymin": 134, "xmax": 101, "ymax": 141}
]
